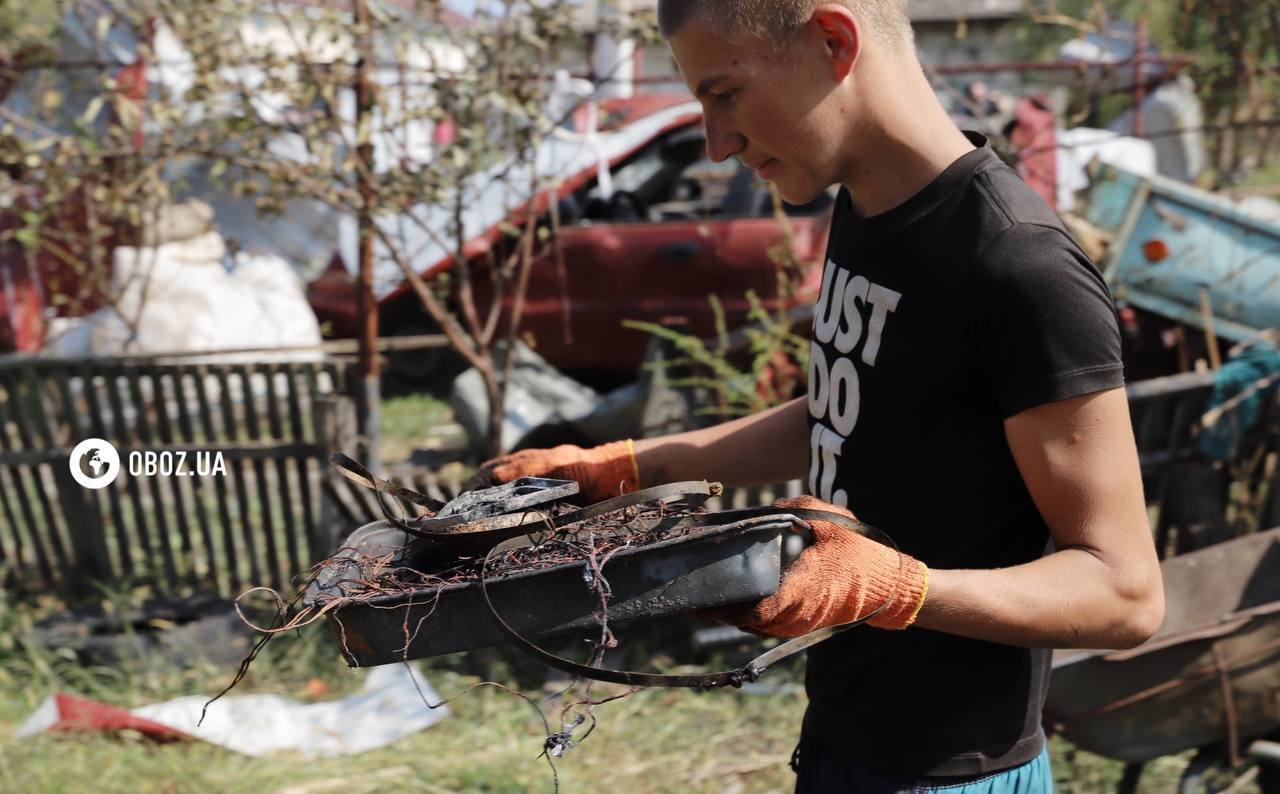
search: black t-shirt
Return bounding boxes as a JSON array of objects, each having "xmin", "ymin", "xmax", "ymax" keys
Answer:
[{"xmin": 802, "ymin": 134, "xmax": 1124, "ymax": 776}]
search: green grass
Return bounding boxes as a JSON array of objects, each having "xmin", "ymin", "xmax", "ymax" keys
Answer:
[
  {"xmin": 0, "ymin": 616, "xmax": 809, "ymax": 793},
  {"xmin": 0, "ymin": 591, "xmax": 1258, "ymax": 794},
  {"xmin": 379, "ymin": 395, "xmax": 457, "ymax": 465}
]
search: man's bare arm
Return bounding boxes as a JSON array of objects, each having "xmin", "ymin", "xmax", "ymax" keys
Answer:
[
  {"xmin": 914, "ymin": 388, "xmax": 1164, "ymax": 649},
  {"xmin": 634, "ymin": 396, "xmax": 810, "ymax": 488}
]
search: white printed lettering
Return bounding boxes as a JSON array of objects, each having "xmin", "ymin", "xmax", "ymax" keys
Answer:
[
  {"xmin": 808, "ymin": 341, "xmax": 830, "ymax": 421},
  {"xmin": 814, "ymin": 266, "xmax": 849, "ymax": 345},
  {"xmin": 808, "ymin": 422, "xmax": 824, "ymax": 496},
  {"xmin": 810, "ymin": 423, "xmax": 849, "ymax": 506},
  {"xmin": 834, "ymin": 275, "xmax": 869, "ymax": 354},
  {"xmin": 862, "ymin": 284, "xmax": 903, "ymax": 366},
  {"xmin": 827, "ymin": 355, "xmax": 860, "ymax": 436},
  {"xmin": 818, "ymin": 425, "xmax": 839, "ymax": 503},
  {"xmin": 807, "ymin": 271, "xmax": 902, "ymax": 509}
]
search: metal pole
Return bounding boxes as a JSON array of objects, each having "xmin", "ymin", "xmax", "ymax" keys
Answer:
[{"xmin": 354, "ymin": 0, "xmax": 381, "ymax": 473}]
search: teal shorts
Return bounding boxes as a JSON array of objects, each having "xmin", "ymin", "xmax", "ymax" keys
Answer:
[{"xmin": 792, "ymin": 738, "xmax": 1053, "ymax": 793}]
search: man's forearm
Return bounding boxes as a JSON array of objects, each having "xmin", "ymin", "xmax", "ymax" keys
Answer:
[
  {"xmin": 914, "ymin": 545, "xmax": 1164, "ymax": 650},
  {"xmin": 914, "ymin": 390, "xmax": 1163, "ymax": 650},
  {"xmin": 633, "ymin": 397, "xmax": 809, "ymax": 488}
]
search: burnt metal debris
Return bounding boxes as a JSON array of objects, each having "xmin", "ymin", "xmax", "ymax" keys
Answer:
[
  {"xmin": 295, "ymin": 457, "xmax": 900, "ymax": 686},
  {"xmin": 207, "ymin": 457, "xmax": 902, "ymax": 791},
  {"xmin": 300, "ymin": 470, "xmax": 775, "ymax": 661}
]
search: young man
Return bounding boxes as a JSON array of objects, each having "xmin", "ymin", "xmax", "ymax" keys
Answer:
[{"xmin": 478, "ymin": 2, "xmax": 1165, "ymax": 790}]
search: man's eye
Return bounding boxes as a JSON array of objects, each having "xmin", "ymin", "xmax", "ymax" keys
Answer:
[{"xmin": 716, "ymin": 90, "xmax": 738, "ymax": 104}]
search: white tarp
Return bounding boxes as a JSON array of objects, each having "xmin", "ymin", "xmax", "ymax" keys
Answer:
[
  {"xmin": 1056, "ymin": 127, "xmax": 1158, "ymax": 213},
  {"xmin": 46, "ymin": 230, "xmax": 323, "ymax": 358},
  {"xmin": 17, "ymin": 663, "xmax": 448, "ymax": 758}
]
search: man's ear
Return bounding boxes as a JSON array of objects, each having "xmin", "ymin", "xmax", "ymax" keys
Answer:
[{"xmin": 810, "ymin": 5, "xmax": 860, "ymax": 80}]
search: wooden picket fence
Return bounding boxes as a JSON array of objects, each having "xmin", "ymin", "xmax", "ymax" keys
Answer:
[
  {"xmin": 0, "ymin": 353, "xmax": 367, "ymax": 599},
  {"xmin": 0, "ymin": 344, "xmax": 1268, "ymax": 602}
]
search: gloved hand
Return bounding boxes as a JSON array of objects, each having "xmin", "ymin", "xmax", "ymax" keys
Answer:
[
  {"xmin": 705, "ymin": 495, "xmax": 929, "ymax": 638},
  {"xmin": 469, "ymin": 440, "xmax": 640, "ymax": 504}
]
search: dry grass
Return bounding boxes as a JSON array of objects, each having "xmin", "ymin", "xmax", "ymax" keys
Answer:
[{"xmin": 0, "ymin": 590, "xmax": 1258, "ymax": 794}]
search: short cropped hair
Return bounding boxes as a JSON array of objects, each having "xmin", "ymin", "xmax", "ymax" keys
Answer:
[{"xmin": 658, "ymin": 0, "xmax": 913, "ymax": 48}]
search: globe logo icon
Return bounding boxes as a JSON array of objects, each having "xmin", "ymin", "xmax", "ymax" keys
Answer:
[
  {"xmin": 80, "ymin": 449, "xmax": 107, "ymax": 479},
  {"xmin": 69, "ymin": 438, "xmax": 121, "ymax": 489}
]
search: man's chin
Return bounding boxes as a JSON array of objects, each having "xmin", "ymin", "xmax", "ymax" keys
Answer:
[{"xmin": 774, "ymin": 181, "xmax": 826, "ymax": 207}]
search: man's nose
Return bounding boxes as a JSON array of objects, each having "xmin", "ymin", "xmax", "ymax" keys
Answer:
[{"xmin": 704, "ymin": 118, "xmax": 746, "ymax": 163}]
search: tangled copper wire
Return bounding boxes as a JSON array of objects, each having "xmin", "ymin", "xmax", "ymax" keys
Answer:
[
  {"xmin": 206, "ymin": 497, "xmax": 711, "ymax": 793},
  {"xmin": 310, "ymin": 500, "xmax": 706, "ymax": 608}
]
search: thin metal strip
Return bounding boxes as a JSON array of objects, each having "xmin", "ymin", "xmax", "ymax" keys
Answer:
[{"xmin": 330, "ymin": 452, "xmax": 444, "ymax": 510}]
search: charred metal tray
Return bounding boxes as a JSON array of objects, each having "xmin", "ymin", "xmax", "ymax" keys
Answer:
[{"xmin": 304, "ymin": 516, "xmax": 785, "ymax": 667}]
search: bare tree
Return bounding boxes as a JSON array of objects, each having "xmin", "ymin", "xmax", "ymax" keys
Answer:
[{"xmin": 1, "ymin": 0, "xmax": 653, "ymax": 457}]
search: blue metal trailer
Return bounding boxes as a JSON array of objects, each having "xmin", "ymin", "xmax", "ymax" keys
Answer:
[{"xmin": 1081, "ymin": 161, "xmax": 1280, "ymax": 342}]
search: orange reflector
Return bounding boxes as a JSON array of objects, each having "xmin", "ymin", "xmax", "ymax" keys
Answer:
[{"xmin": 1143, "ymin": 239, "xmax": 1170, "ymax": 262}]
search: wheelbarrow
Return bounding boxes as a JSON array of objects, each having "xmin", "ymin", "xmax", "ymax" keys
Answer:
[{"xmin": 1045, "ymin": 525, "xmax": 1280, "ymax": 792}]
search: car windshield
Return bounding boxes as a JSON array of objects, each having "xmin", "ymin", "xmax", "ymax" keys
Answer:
[{"xmin": 573, "ymin": 126, "xmax": 830, "ymax": 224}]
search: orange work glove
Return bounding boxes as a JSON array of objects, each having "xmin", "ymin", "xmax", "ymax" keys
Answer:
[
  {"xmin": 472, "ymin": 440, "xmax": 640, "ymax": 504},
  {"xmin": 706, "ymin": 495, "xmax": 929, "ymax": 638}
]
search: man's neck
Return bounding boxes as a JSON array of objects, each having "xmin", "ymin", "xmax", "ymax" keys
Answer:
[{"xmin": 837, "ymin": 55, "xmax": 976, "ymax": 218}]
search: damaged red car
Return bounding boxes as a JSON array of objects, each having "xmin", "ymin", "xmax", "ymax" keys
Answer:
[{"xmin": 307, "ymin": 96, "xmax": 834, "ymax": 384}]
